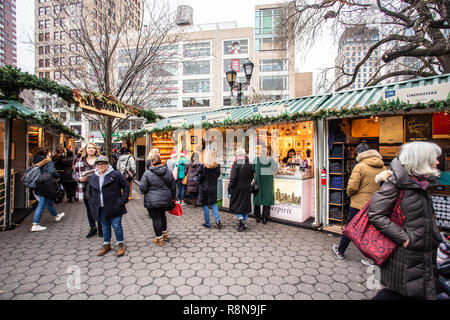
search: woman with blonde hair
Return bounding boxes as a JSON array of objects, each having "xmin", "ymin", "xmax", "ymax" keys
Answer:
[
  {"xmin": 195, "ymin": 150, "xmax": 223, "ymax": 229},
  {"xmin": 73, "ymin": 142, "xmax": 103, "ymax": 238},
  {"xmin": 146, "ymin": 148, "xmax": 160, "ymax": 170},
  {"xmin": 369, "ymin": 141, "xmax": 442, "ymax": 300}
]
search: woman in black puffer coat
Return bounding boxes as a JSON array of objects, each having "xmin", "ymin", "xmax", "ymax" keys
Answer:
[
  {"xmin": 139, "ymin": 154, "xmax": 176, "ymax": 246},
  {"xmin": 369, "ymin": 142, "xmax": 443, "ymax": 300}
]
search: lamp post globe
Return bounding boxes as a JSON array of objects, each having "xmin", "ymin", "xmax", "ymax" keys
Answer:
[
  {"xmin": 226, "ymin": 68, "xmax": 237, "ymax": 90},
  {"xmin": 243, "ymin": 60, "xmax": 254, "ymax": 82}
]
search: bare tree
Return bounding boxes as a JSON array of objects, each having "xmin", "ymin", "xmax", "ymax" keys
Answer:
[
  {"xmin": 280, "ymin": 0, "xmax": 450, "ymax": 91},
  {"xmin": 46, "ymin": 0, "xmax": 181, "ymax": 157}
]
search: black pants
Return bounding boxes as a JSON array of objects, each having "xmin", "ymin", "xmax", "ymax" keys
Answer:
[
  {"xmin": 337, "ymin": 206, "xmax": 360, "ymax": 255},
  {"xmin": 254, "ymin": 205, "xmax": 270, "ymax": 219},
  {"xmin": 371, "ymin": 289, "xmax": 421, "ymax": 300},
  {"xmin": 62, "ymin": 182, "xmax": 77, "ymax": 200},
  {"xmin": 148, "ymin": 208, "xmax": 167, "ymax": 238},
  {"xmin": 83, "ymin": 199, "xmax": 101, "ymax": 231}
]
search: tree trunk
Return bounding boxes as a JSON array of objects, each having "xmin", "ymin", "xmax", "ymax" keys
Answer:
[{"xmin": 104, "ymin": 116, "xmax": 113, "ymax": 161}]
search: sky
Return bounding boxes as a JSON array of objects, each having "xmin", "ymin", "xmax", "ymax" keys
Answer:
[{"xmin": 16, "ymin": 0, "xmax": 336, "ymax": 78}]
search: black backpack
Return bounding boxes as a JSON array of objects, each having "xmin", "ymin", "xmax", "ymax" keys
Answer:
[{"xmin": 35, "ymin": 172, "xmax": 65, "ymax": 202}]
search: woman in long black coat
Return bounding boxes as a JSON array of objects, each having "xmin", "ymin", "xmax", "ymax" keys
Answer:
[
  {"xmin": 186, "ymin": 152, "xmax": 201, "ymax": 207},
  {"xmin": 60, "ymin": 150, "xmax": 77, "ymax": 202},
  {"xmin": 228, "ymin": 148, "xmax": 254, "ymax": 232},
  {"xmin": 368, "ymin": 142, "xmax": 443, "ymax": 300},
  {"xmin": 195, "ymin": 151, "xmax": 222, "ymax": 229}
]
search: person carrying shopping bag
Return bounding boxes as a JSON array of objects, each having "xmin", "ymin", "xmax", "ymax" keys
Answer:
[
  {"xmin": 139, "ymin": 154, "xmax": 176, "ymax": 246},
  {"xmin": 175, "ymin": 151, "xmax": 189, "ymax": 205},
  {"xmin": 88, "ymin": 156, "xmax": 130, "ymax": 257}
]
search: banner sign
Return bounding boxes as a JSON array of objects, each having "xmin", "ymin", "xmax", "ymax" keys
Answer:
[
  {"xmin": 167, "ymin": 118, "xmax": 186, "ymax": 127},
  {"xmin": 201, "ymin": 111, "xmax": 232, "ymax": 123},
  {"xmin": 384, "ymin": 82, "xmax": 450, "ymax": 104},
  {"xmin": 252, "ymin": 104, "xmax": 290, "ymax": 118},
  {"xmin": 73, "ymin": 92, "xmax": 135, "ymax": 119}
]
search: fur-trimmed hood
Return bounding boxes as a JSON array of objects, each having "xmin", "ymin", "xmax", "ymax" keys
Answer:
[{"xmin": 356, "ymin": 149, "xmax": 384, "ymax": 168}]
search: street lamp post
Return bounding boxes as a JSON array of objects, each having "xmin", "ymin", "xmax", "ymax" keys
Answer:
[{"xmin": 226, "ymin": 59, "xmax": 254, "ymax": 106}]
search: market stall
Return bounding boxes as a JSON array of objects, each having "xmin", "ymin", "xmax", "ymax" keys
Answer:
[{"xmin": 315, "ymin": 74, "xmax": 450, "ymax": 234}]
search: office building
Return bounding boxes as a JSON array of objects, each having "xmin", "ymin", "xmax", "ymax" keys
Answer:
[{"xmin": 0, "ymin": 0, "xmax": 17, "ymax": 67}]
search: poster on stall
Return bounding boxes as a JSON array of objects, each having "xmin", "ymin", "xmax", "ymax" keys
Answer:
[
  {"xmin": 433, "ymin": 112, "xmax": 450, "ymax": 139},
  {"xmin": 351, "ymin": 118, "xmax": 379, "ymax": 137},
  {"xmin": 379, "ymin": 116, "xmax": 403, "ymax": 143},
  {"xmin": 270, "ymin": 178, "xmax": 303, "ymax": 223},
  {"xmin": 406, "ymin": 114, "xmax": 433, "ymax": 141}
]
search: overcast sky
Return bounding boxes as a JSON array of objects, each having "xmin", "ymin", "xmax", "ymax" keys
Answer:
[{"xmin": 16, "ymin": 0, "xmax": 336, "ymax": 77}]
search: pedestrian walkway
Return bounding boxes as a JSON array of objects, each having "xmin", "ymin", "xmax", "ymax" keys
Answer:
[{"xmin": 0, "ymin": 190, "xmax": 379, "ymax": 300}]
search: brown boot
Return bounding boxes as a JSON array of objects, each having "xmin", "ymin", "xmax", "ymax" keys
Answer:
[
  {"xmin": 117, "ymin": 243, "xmax": 125, "ymax": 257},
  {"xmin": 162, "ymin": 231, "xmax": 168, "ymax": 241},
  {"xmin": 97, "ymin": 244, "xmax": 111, "ymax": 256},
  {"xmin": 153, "ymin": 237, "xmax": 163, "ymax": 246}
]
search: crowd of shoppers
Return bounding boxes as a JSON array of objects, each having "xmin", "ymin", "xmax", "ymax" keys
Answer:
[{"xmin": 25, "ymin": 140, "xmax": 447, "ymax": 301}]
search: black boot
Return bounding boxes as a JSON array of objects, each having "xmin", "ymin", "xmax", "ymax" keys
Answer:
[
  {"xmin": 237, "ymin": 219, "xmax": 245, "ymax": 232},
  {"xmin": 255, "ymin": 217, "xmax": 260, "ymax": 223},
  {"xmin": 262, "ymin": 218, "xmax": 267, "ymax": 225},
  {"xmin": 86, "ymin": 227, "xmax": 97, "ymax": 238}
]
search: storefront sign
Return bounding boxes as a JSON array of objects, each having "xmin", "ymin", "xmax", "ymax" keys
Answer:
[
  {"xmin": 252, "ymin": 104, "xmax": 290, "ymax": 118},
  {"xmin": 384, "ymin": 82, "xmax": 450, "ymax": 104},
  {"xmin": 270, "ymin": 205, "xmax": 303, "ymax": 224},
  {"xmin": 406, "ymin": 114, "xmax": 433, "ymax": 141},
  {"xmin": 201, "ymin": 112, "xmax": 232, "ymax": 123},
  {"xmin": 73, "ymin": 94, "xmax": 134, "ymax": 119},
  {"xmin": 270, "ymin": 177, "xmax": 303, "ymax": 223}
]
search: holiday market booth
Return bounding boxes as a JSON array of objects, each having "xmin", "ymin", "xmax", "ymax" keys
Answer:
[
  {"xmin": 313, "ymin": 74, "xmax": 450, "ymax": 234},
  {"xmin": 0, "ymin": 100, "xmax": 82, "ymax": 231},
  {"xmin": 149, "ymin": 94, "xmax": 329, "ymax": 228}
]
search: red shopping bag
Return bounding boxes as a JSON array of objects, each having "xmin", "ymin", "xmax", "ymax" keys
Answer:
[
  {"xmin": 343, "ymin": 190, "xmax": 405, "ymax": 266},
  {"xmin": 168, "ymin": 201, "xmax": 183, "ymax": 216}
]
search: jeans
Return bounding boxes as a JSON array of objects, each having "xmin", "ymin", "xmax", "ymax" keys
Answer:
[
  {"xmin": 177, "ymin": 179, "xmax": 185, "ymax": 201},
  {"xmin": 33, "ymin": 194, "xmax": 58, "ymax": 224},
  {"xmin": 147, "ymin": 208, "xmax": 167, "ymax": 238},
  {"xmin": 99, "ymin": 207, "xmax": 124, "ymax": 245},
  {"xmin": 236, "ymin": 214, "xmax": 249, "ymax": 222},
  {"xmin": 202, "ymin": 203, "xmax": 221, "ymax": 226},
  {"xmin": 337, "ymin": 207, "xmax": 360, "ymax": 255}
]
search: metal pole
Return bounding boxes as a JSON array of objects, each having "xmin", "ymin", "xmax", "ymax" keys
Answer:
[{"xmin": 3, "ymin": 118, "xmax": 15, "ymax": 231}]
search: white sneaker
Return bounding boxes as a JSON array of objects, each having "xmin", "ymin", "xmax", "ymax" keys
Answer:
[
  {"xmin": 361, "ymin": 258, "xmax": 374, "ymax": 266},
  {"xmin": 55, "ymin": 212, "xmax": 65, "ymax": 222},
  {"xmin": 181, "ymin": 201, "xmax": 186, "ymax": 206},
  {"xmin": 31, "ymin": 225, "xmax": 47, "ymax": 232}
]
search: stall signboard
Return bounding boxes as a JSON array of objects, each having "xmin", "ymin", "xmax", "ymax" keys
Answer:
[
  {"xmin": 252, "ymin": 104, "xmax": 290, "ymax": 118},
  {"xmin": 270, "ymin": 178, "xmax": 303, "ymax": 223},
  {"xmin": 406, "ymin": 114, "xmax": 433, "ymax": 141},
  {"xmin": 167, "ymin": 118, "xmax": 186, "ymax": 128},
  {"xmin": 384, "ymin": 82, "xmax": 450, "ymax": 104},
  {"xmin": 201, "ymin": 112, "xmax": 232, "ymax": 123},
  {"xmin": 73, "ymin": 94, "xmax": 134, "ymax": 119},
  {"xmin": 351, "ymin": 118, "xmax": 379, "ymax": 137}
]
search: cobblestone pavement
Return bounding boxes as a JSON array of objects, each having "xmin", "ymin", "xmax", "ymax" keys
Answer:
[{"xmin": 0, "ymin": 188, "xmax": 379, "ymax": 300}]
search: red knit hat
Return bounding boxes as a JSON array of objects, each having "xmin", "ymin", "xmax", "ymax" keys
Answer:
[{"xmin": 170, "ymin": 150, "xmax": 177, "ymax": 157}]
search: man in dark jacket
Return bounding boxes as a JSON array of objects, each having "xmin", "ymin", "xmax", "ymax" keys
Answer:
[
  {"xmin": 139, "ymin": 154, "xmax": 176, "ymax": 246},
  {"xmin": 88, "ymin": 156, "xmax": 130, "ymax": 257}
]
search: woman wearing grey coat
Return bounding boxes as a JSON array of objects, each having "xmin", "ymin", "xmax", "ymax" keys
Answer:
[{"xmin": 369, "ymin": 142, "xmax": 443, "ymax": 300}]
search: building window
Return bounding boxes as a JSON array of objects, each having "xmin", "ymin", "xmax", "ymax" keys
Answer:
[
  {"xmin": 183, "ymin": 60, "xmax": 210, "ymax": 75},
  {"xmin": 260, "ymin": 75, "xmax": 288, "ymax": 91},
  {"xmin": 154, "ymin": 98, "xmax": 178, "ymax": 109},
  {"xmin": 183, "ymin": 79, "xmax": 210, "ymax": 93},
  {"xmin": 223, "ymin": 39, "xmax": 249, "ymax": 55},
  {"xmin": 255, "ymin": 8, "xmax": 285, "ymax": 51},
  {"xmin": 182, "ymin": 98, "xmax": 210, "ymax": 108},
  {"xmin": 183, "ymin": 42, "xmax": 210, "ymax": 58},
  {"xmin": 260, "ymin": 59, "xmax": 288, "ymax": 72}
]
